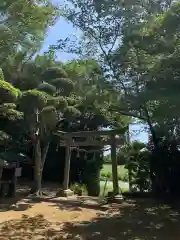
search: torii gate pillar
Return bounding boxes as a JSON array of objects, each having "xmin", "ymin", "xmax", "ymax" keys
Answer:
[
  {"xmin": 111, "ymin": 134, "xmax": 123, "ymax": 201},
  {"xmin": 57, "ymin": 143, "xmax": 74, "ymax": 197},
  {"xmin": 111, "ymin": 134, "xmax": 119, "ymax": 195}
]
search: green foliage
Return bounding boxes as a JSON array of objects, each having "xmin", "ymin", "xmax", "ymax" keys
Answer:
[
  {"xmin": 0, "ymin": 0, "xmax": 136, "ymax": 196},
  {"xmin": 42, "ymin": 67, "xmax": 75, "ymax": 97},
  {"xmin": 0, "ymin": 79, "xmax": 21, "ymax": 103},
  {"xmin": 0, "ymin": 131, "xmax": 12, "ymax": 147},
  {"xmin": 39, "ymin": 106, "xmax": 58, "ymax": 139},
  {"xmin": 70, "ymin": 183, "xmax": 87, "ymax": 196},
  {"xmin": 103, "ymin": 154, "xmax": 111, "ymax": 164},
  {"xmin": 65, "ymin": 96, "xmax": 79, "ymax": 105},
  {"xmin": 19, "ymin": 89, "xmax": 49, "ymax": 111},
  {"xmin": 42, "ymin": 67, "xmax": 68, "ymax": 82},
  {"xmin": 0, "ymin": 0, "xmax": 59, "ymax": 63},
  {"xmin": 86, "ymin": 176, "xmax": 100, "ymax": 196},
  {"xmin": 14, "ymin": 58, "xmax": 82, "ymax": 194},
  {"xmin": 16, "ymin": 60, "xmax": 81, "ymax": 146},
  {"xmin": 37, "ymin": 82, "xmax": 56, "ymax": 95},
  {"xmin": 0, "ymin": 104, "xmax": 23, "ymax": 120},
  {"xmin": 100, "ymin": 164, "xmax": 128, "ymax": 182},
  {"xmin": 0, "ymin": 0, "xmax": 179, "ymax": 199},
  {"xmin": 51, "ymin": 77, "xmax": 74, "ymax": 95},
  {"xmin": 0, "ymin": 69, "xmax": 4, "ymax": 80},
  {"xmin": 124, "ymin": 142, "xmax": 151, "ymax": 192},
  {"xmin": 0, "ymin": 78, "xmax": 23, "ymax": 150},
  {"xmin": 40, "ymin": 106, "xmax": 57, "ymax": 129},
  {"xmin": 48, "ymin": 96, "xmax": 68, "ymax": 111},
  {"xmin": 64, "ymin": 60, "xmax": 130, "ymax": 129},
  {"xmin": 64, "ymin": 106, "xmax": 81, "ymax": 120},
  {"xmin": 62, "ymin": 0, "xmax": 178, "ymax": 133}
]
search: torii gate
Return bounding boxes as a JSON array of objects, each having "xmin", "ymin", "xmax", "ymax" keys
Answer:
[{"xmin": 55, "ymin": 127, "xmax": 127, "ymax": 197}]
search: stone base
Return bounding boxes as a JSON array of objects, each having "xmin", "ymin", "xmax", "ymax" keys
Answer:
[
  {"xmin": 107, "ymin": 191, "xmax": 123, "ymax": 203},
  {"xmin": 114, "ymin": 194, "xmax": 123, "ymax": 203},
  {"xmin": 56, "ymin": 189, "xmax": 74, "ymax": 197}
]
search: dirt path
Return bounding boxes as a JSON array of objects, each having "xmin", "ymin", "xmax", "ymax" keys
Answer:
[
  {"xmin": 0, "ymin": 195, "xmax": 180, "ymax": 240},
  {"xmin": 0, "ymin": 196, "xmax": 108, "ymax": 240},
  {"xmin": 0, "ymin": 198, "xmax": 98, "ymax": 223}
]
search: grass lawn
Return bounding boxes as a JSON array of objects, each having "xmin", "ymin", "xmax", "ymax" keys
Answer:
[
  {"xmin": 100, "ymin": 164, "xmax": 128, "ymax": 181},
  {"xmin": 100, "ymin": 164, "xmax": 129, "ymax": 196},
  {"xmin": 100, "ymin": 182, "xmax": 129, "ymax": 196}
]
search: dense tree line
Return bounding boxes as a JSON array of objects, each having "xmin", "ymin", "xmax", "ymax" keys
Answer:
[{"xmin": 0, "ymin": 0, "xmax": 180, "ymax": 197}]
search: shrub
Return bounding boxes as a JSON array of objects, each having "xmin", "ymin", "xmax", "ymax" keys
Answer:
[
  {"xmin": 82, "ymin": 151, "xmax": 103, "ymax": 196},
  {"xmin": 125, "ymin": 150, "xmax": 151, "ymax": 192},
  {"xmin": 70, "ymin": 183, "xmax": 87, "ymax": 196}
]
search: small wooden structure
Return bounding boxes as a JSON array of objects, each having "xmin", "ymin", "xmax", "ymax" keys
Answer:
[
  {"xmin": 55, "ymin": 127, "xmax": 127, "ymax": 197},
  {"xmin": 0, "ymin": 152, "xmax": 30, "ymax": 198}
]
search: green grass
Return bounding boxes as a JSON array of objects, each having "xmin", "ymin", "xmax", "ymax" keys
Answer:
[
  {"xmin": 100, "ymin": 164, "xmax": 128, "ymax": 182},
  {"xmin": 100, "ymin": 182, "xmax": 113, "ymax": 196},
  {"xmin": 99, "ymin": 181, "xmax": 129, "ymax": 196}
]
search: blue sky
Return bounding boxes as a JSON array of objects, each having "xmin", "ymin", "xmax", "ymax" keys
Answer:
[
  {"xmin": 42, "ymin": 18, "xmax": 148, "ymax": 143},
  {"xmin": 42, "ymin": 18, "xmax": 75, "ymax": 61}
]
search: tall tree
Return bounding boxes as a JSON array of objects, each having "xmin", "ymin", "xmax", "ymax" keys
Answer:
[
  {"xmin": 59, "ymin": 0, "xmax": 178, "ymax": 148},
  {"xmin": 18, "ymin": 66, "xmax": 80, "ymax": 196},
  {"xmin": 132, "ymin": 2, "xmax": 180, "ymax": 138}
]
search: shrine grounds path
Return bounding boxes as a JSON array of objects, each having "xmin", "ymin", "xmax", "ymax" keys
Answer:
[{"xmin": 0, "ymin": 184, "xmax": 180, "ymax": 240}]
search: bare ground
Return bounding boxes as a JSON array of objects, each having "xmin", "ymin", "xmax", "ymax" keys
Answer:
[{"xmin": 0, "ymin": 184, "xmax": 180, "ymax": 240}]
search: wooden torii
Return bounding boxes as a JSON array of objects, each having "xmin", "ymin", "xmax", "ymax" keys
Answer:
[{"xmin": 55, "ymin": 127, "xmax": 127, "ymax": 197}]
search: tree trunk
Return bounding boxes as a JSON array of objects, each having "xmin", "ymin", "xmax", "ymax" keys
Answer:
[
  {"xmin": 30, "ymin": 141, "xmax": 50, "ymax": 196},
  {"xmin": 41, "ymin": 142, "xmax": 50, "ymax": 171},
  {"xmin": 143, "ymin": 105, "xmax": 159, "ymax": 149},
  {"xmin": 111, "ymin": 135, "xmax": 119, "ymax": 195},
  {"xmin": 30, "ymin": 139, "xmax": 42, "ymax": 195},
  {"xmin": 142, "ymin": 105, "xmax": 159, "ymax": 194}
]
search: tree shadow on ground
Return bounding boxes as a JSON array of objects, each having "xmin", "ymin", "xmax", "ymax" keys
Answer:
[
  {"xmin": 0, "ymin": 214, "xmax": 62, "ymax": 240},
  {"xmin": 1, "ymin": 198, "xmax": 180, "ymax": 239},
  {"xmin": 0, "ymin": 182, "xmax": 106, "ymax": 212},
  {"xmin": 0, "ymin": 202, "xmax": 32, "ymax": 212},
  {"xmin": 26, "ymin": 195, "xmax": 108, "ymax": 212},
  {"xmin": 0, "ymin": 189, "xmax": 33, "ymax": 212},
  {"xmin": 60, "ymin": 198, "xmax": 180, "ymax": 240},
  {"xmin": 0, "ymin": 182, "xmax": 58, "ymax": 212}
]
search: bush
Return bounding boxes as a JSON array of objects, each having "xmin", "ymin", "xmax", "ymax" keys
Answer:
[
  {"xmin": 70, "ymin": 183, "xmax": 87, "ymax": 196},
  {"xmin": 82, "ymin": 152, "xmax": 103, "ymax": 196},
  {"xmin": 125, "ymin": 150, "xmax": 151, "ymax": 192},
  {"xmin": 120, "ymin": 172, "xmax": 129, "ymax": 182},
  {"xmin": 103, "ymin": 155, "xmax": 111, "ymax": 164},
  {"xmin": 124, "ymin": 142, "xmax": 151, "ymax": 192},
  {"xmin": 100, "ymin": 172, "xmax": 112, "ymax": 181},
  {"xmin": 150, "ymin": 142, "xmax": 180, "ymax": 197},
  {"xmin": 86, "ymin": 172, "xmax": 101, "ymax": 196}
]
